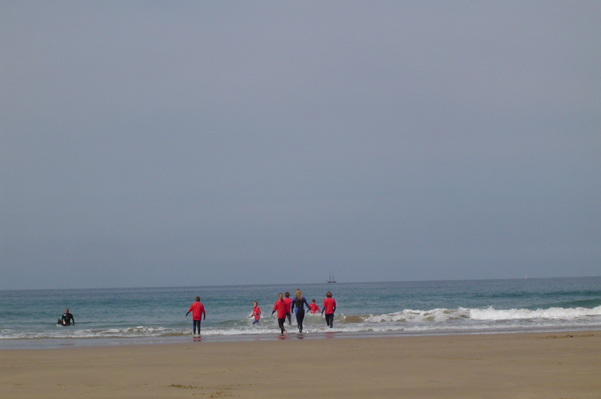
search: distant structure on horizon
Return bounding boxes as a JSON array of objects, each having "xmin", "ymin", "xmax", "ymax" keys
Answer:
[{"xmin": 327, "ymin": 273, "xmax": 336, "ymax": 284}]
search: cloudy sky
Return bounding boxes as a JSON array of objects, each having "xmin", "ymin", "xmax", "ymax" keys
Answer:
[{"xmin": 2, "ymin": 1, "xmax": 600, "ymax": 290}]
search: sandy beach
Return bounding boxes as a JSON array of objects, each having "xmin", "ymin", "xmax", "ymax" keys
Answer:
[{"xmin": 1, "ymin": 331, "xmax": 599, "ymax": 398}]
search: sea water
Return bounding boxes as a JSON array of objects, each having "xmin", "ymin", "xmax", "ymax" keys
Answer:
[{"xmin": 1, "ymin": 277, "xmax": 600, "ymax": 349}]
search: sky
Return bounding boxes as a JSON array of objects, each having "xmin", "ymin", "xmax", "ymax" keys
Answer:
[{"xmin": 2, "ymin": 1, "xmax": 600, "ymax": 290}]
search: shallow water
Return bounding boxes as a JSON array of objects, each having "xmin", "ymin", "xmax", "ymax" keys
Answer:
[{"xmin": 1, "ymin": 277, "xmax": 600, "ymax": 349}]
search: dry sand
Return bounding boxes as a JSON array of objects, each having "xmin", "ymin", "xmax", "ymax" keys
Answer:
[{"xmin": 1, "ymin": 331, "xmax": 599, "ymax": 398}]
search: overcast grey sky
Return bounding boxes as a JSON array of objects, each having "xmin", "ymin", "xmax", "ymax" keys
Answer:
[{"xmin": 2, "ymin": 1, "xmax": 600, "ymax": 290}]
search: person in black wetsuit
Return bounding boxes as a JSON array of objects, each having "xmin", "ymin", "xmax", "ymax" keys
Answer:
[
  {"xmin": 57, "ymin": 308, "xmax": 75, "ymax": 326},
  {"xmin": 290, "ymin": 289, "xmax": 311, "ymax": 333}
]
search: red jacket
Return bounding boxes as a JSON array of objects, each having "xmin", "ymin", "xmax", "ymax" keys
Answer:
[
  {"xmin": 322, "ymin": 298, "xmax": 336, "ymax": 314},
  {"xmin": 252, "ymin": 306, "xmax": 261, "ymax": 321},
  {"xmin": 283, "ymin": 297, "xmax": 292, "ymax": 313},
  {"xmin": 273, "ymin": 299, "xmax": 288, "ymax": 319},
  {"xmin": 187, "ymin": 302, "xmax": 206, "ymax": 320}
]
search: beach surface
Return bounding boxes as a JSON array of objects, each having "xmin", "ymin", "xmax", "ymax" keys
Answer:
[{"xmin": 1, "ymin": 331, "xmax": 599, "ymax": 398}]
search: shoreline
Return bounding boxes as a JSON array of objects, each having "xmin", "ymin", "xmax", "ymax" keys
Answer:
[
  {"xmin": 2, "ymin": 324, "xmax": 601, "ymax": 351},
  {"xmin": 4, "ymin": 325, "xmax": 601, "ymax": 350},
  {"xmin": 1, "ymin": 330, "xmax": 599, "ymax": 398}
]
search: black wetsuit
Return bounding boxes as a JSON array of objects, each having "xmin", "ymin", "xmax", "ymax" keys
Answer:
[
  {"xmin": 291, "ymin": 297, "xmax": 310, "ymax": 333},
  {"xmin": 61, "ymin": 312, "xmax": 75, "ymax": 325}
]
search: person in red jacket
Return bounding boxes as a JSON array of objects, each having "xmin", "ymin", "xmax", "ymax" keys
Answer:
[
  {"xmin": 283, "ymin": 292, "xmax": 293, "ymax": 325},
  {"xmin": 185, "ymin": 296, "xmax": 206, "ymax": 335},
  {"xmin": 309, "ymin": 299, "xmax": 320, "ymax": 314},
  {"xmin": 271, "ymin": 293, "xmax": 288, "ymax": 334},
  {"xmin": 249, "ymin": 301, "xmax": 261, "ymax": 325},
  {"xmin": 321, "ymin": 291, "xmax": 337, "ymax": 328}
]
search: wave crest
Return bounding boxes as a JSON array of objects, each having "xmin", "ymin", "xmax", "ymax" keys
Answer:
[
  {"xmin": 349, "ymin": 305, "xmax": 601, "ymax": 324},
  {"xmin": 470, "ymin": 306, "xmax": 601, "ymax": 321}
]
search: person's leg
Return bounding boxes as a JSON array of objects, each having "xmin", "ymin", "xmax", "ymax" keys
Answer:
[
  {"xmin": 278, "ymin": 318, "xmax": 286, "ymax": 334},
  {"xmin": 326, "ymin": 313, "xmax": 334, "ymax": 328},
  {"xmin": 296, "ymin": 309, "xmax": 305, "ymax": 332},
  {"xmin": 286, "ymin": 312, "xmax": 291, "ymax": 325}
]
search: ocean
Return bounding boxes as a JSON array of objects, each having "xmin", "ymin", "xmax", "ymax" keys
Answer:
[{"xmin": 1, "ymin": 277, "xmax": 600, "ymax": 349}]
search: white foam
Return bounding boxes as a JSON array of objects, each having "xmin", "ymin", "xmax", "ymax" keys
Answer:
[
  {"xmin": 362, "ymin": 308, "xmax": 470, "ymax": 323},
  {"xmin": 469, "ymin": 306, "xmax": 601, "ymax": 321},
  {"xmin": 2, "ymin": 306, "xmax": 601, "ymax": 342}
]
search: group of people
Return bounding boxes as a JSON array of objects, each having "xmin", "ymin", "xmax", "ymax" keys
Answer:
[
  {"xmin": 186, "ymin": 290, "xmax": 337, "ymax": 335},
  {"xmin": 268, "ymin": 289, "xmax": 337, "ymax": 334},
  {"xmin": 58, "ymin": 291, "xmax": 335, "ymax": 336}
]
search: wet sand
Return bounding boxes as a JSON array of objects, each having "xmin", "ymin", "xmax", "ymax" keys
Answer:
[{"xmin": 1, "ymin": 331, "xmax": 599, "ymax": 398}]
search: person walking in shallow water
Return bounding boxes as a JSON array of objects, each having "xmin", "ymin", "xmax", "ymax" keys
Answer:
[
  {"xmin": 249, "ymin": 301, "xmax": 261, "ymax": 325},
  {"xmin": 271, "ymin": 293, "xmax": 288, "ymax": 334},
  {"xmin": 283, "ymin": 292, "xmax": 293, "ymax": 325},
  {"xmin": 185, "ymin": 296, "xmax": 206, "ymax": 335},
  {"xmin": 290, "ymin": 289, "xmax": 311, "ymax": 333},
  {"xmin": 309, "ymin": 299, "xmax": 320, "ymax": 314},
  {"xmin": 322, "ymin": 291, "xmax": 337, "ymax": 328}
]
